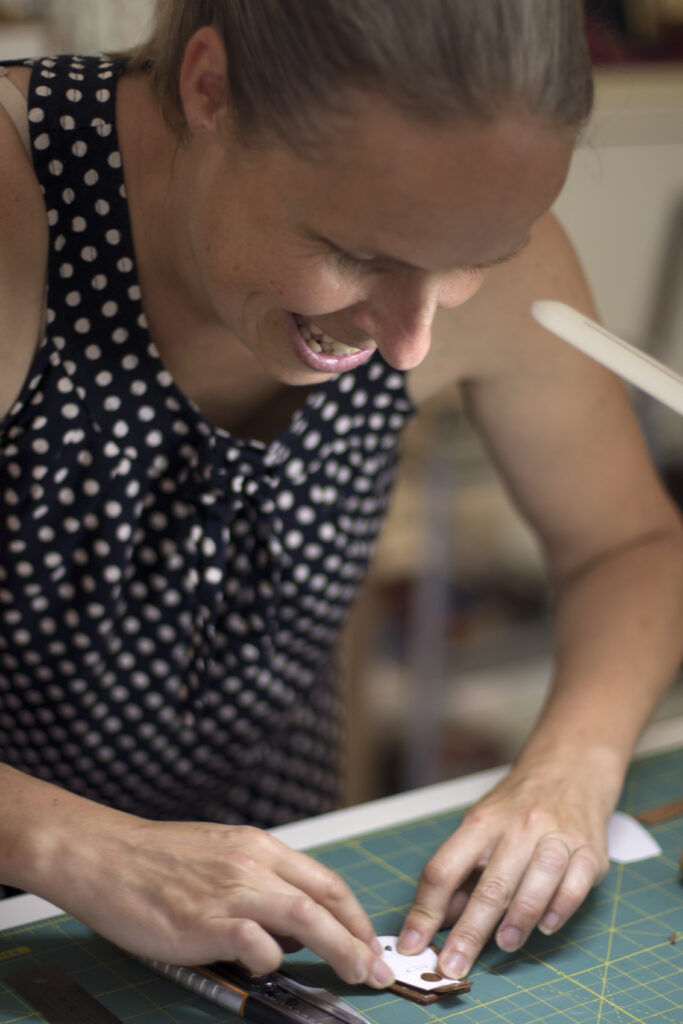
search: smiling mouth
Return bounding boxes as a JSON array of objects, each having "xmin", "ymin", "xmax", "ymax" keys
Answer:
[{"xmin": 294, "ymin": 314, "xmax": 368, "ymax": 356}]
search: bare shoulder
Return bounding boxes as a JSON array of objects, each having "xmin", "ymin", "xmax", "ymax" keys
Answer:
[
  {"xmin": 0, "ymin": 65, "xmax": 48, "ymax": 424},
  {"xmin": 408, "ymin": 211, "xmax": 680, "ymax": 579},
  {"xmin": 407, "ymin": 212, "xmax": 596, "ymax": 406}
]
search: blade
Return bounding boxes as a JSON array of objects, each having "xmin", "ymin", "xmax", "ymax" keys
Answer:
[
  {"xmin": 207, "ymin": 962, "xmax": 369, "ymax": 1024},
  {"xmin": 275, "ymin": 971, "xmax": 370, "ymax": 1024}
]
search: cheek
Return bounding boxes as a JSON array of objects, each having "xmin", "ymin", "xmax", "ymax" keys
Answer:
[
  {"xmin": 438, "ymin": 269, "xmax": 485, "ymax": 309},
  {"xmin": 257, "ymin": 261, "xmax": 371, "ymax": 316}
]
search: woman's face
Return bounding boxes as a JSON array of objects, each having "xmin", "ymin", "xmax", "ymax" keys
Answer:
[{"xmin": 180, "ymin": 91, "xmax": 574, "ymax": 385}]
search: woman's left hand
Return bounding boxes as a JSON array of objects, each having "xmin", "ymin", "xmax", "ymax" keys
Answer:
[{"xmin": 397, "ymin": 756, "xmax": 613, "ymax": 979}]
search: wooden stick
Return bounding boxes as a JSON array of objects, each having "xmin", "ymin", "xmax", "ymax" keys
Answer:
[{"xmin": 635, "ymin": 798, "xmax": 683, "ymax": 826}]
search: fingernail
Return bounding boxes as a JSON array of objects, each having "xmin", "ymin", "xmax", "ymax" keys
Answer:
[
  {"xmin": 497, "ymin": 926, "xmax": 522, "ymax": 951},
  {"xmin": 538, "ymin": 912, "xmax": 560, "ymax": 935},
  {"xmin": 440, "ymin": 952, "xmax": 468, "ymax": 979},
  {"xmin": 367, "ymin": 958, "xmax": 394, "ymax": 988},
  {"xmin": 397, "ymin": 928, "xmax": 422, "ymax": 953}
]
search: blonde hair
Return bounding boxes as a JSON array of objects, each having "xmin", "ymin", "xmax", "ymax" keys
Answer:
[{"xmin": 126, "ymin": 0, "xmax": 593, "ymax": 148}]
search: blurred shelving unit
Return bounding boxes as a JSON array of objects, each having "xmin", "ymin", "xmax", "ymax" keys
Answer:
[{"xmin": 0, "ymin": 0, "xmax": 154, "ymax": 58}]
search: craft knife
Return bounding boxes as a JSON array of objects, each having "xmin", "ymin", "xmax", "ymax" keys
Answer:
[{"xmin": 141, "ymin": 956, "xmax": 370, "ymax": 1024}]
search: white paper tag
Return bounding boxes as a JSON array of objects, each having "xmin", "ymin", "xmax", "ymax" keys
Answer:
[
  {"xmin": 377, "ymin": 936, "xmax": 465, "ymax": 989},
  {"xmin": 607, "ymin": 811, "xmax": 662, "ymax": 863}
]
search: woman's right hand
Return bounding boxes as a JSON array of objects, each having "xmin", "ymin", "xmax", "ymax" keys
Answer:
[{"xmin": 1, "ymin": 765, "xmax": 394, "ymax": 987}]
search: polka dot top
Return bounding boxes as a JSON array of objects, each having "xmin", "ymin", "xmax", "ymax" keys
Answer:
[{"xmin": 0, "ymin": 56, "xmax": 415, "ymax": 827}]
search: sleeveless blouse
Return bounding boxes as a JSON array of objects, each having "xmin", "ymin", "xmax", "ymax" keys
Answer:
[{"xmin": 0, "ymin": 56, "xmax": 415, "ymax": 826}]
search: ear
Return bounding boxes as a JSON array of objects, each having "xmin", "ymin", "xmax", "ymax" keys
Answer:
[{"xmin": 178, "ymin": 26, "xmax": 230, "ymax": 139}]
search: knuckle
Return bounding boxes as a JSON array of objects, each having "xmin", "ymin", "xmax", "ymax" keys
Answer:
[
  {"xmin": 230, "ymin": 917, "xmax": 263, "ymax": 951},
  {"xmin": 573, "ymin": 845, "xmax": 606, "ymax": 881},
  {"xmin": 239, "ymin": 825, "xmax": 273, "ymax": 855},
  {"xmin": 322, "ymin": 871, "xmax": 351, "ymax": 904},
  {"xmin": 461, "ymin": 805, "xmax": 492, "ymax": 832},
  {"xmin": 520, "ymin": 806, "xmax": 551, "ymax": 833},
  {"xmin": 448, "ymin": 922, "xmax": 484, "ymax": 952},
  {"xmin": 420, "ymin": 854, "xmax": 452, "ymax": 890},
  {"xmin": 509, "ymin": 893, "xmax": 543, "ymax": 920},
  {"xmin": 227, "ymin": 850, "xmax": 259, "ymax": 877},
  {"xmin": 289, "ymin": 895, "xmax": 318, "ymax": 927},
  {"xmin": 534, "ymin": 839, "xmax": 570, "ymax": 874},
  {"xmin": 473, "ymin": 875, "xmax": 512, "ymax": 910},
  {"xmin": 554, "ymin": 878, "xmax": 585, "ymax": 910}
]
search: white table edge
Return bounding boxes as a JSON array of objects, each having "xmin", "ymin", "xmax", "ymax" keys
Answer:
[{"xmin": 2, "ymin": 714, "xmax": 682, "ymax": 930}]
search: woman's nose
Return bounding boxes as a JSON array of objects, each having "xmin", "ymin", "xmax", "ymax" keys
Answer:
[{"xmin": 350, "ymin": 268, "xmax": 484, "ymax": 370}]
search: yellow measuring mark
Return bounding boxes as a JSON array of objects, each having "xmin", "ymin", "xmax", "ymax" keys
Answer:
[{"xmin": 0, "ymin": 947, "xmax": 30, "ymax": 962}]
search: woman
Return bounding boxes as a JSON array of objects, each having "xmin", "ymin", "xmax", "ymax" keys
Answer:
[{"xmin": 1, "ymin": 0, "xmax": 682, "ymax": 988}]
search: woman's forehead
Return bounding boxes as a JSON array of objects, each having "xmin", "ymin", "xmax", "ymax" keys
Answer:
[{"xmin": 270, "ymin": 98, "xmax": 574, "ymax": 270}]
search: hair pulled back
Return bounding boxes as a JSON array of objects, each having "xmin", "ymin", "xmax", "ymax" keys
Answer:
[{"xmin": 127, "ymin": 0, "xmax": 593, "ymax": 148}]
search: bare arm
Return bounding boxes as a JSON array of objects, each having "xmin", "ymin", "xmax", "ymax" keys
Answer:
[
  {"xmin": 0, "ymin": 75, "xmax": 392, "ymax": 988},
  {"xmin": 401, "ymin": 211, "xmax": 683, "ymax": 976},
  {"xmin": 0, "ymin": 67, "xmax": 47, "ymax": 422}
]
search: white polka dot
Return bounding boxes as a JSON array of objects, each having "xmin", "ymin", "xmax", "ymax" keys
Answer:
[{"xmin": 93, "ymin": 119, "xmax": 112, "ymax": 138}]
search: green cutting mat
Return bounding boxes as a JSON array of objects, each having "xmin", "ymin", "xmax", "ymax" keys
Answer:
[{"xmin": 0, "ymin": 748, "xmax": 682, "ymax": 1024}]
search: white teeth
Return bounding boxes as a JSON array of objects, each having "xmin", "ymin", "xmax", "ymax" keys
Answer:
[{"xmin": 296, "ymin": 315, "xmax": 362, "ymax": 356}]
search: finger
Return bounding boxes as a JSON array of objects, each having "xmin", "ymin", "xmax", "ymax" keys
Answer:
[
  {"xmin": 442, "ymin": 867, "xmax": 482, "ymax": 927},
  {"xmin": 436, "ymin": 846, "xmax": 531, "ymax": 979},
  {"xmin": 495, "ymin": 835, "xmax": 571, "ymax": 952},
  {"xmin": 277, "ymin": 848, "xmax": 378, "ymax": 948},
  {"xmin": 537, "ymin": 843, "xmax": 607, "ymax": 937},
  {"xmin": 194, "ymin": 917, "xmax": 284, "ymax": 975},
  {"xmin": 270, "ymin": 934, "xmax": 303, "ymax": 953},
  {"xmin": 223, "ymin": 889, "xmax": 393, "ymax": 989},
  {"xmin": 398, "ymin": 829, "xmax": 490, "ymax": 955}
]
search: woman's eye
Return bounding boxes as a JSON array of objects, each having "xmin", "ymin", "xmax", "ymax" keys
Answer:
[{"xmin": 329, "ymin": 246, "xmax": 376, "ymax": 273}]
